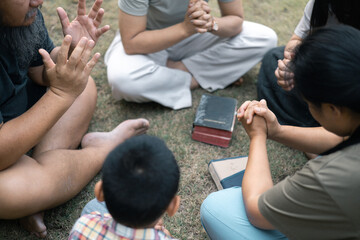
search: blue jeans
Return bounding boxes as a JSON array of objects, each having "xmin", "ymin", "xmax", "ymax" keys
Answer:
[
  {"xmin": 200, "ymin": 187, "xmax": 287, "ymax": 240},
  {"xmin": 81, "ymin": 198, "xmax": 109, "ymax": 216}
]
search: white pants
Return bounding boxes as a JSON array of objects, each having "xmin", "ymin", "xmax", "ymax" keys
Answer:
[{"xmin": 105, "ymin": 21, "xmax": 277, "ymax": 110}]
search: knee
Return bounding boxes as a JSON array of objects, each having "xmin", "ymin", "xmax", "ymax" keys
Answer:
[{"xmin": 260, "ymin": 27, "xmax": 278, "ymax": 53}]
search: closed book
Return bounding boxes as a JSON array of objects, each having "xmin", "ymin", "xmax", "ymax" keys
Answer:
[
  {"xmin": 208, "ymin": 156, "xmax": 248, "ymax": 190},
  {"xmin": 192, "ymin": 94, "xmax": 237, "ymax": 147}
]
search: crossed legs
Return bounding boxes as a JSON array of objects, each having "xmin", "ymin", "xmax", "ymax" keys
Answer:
[{"xmin": 0, "ymin": 77, "xmax": 149, "ymax": 238}]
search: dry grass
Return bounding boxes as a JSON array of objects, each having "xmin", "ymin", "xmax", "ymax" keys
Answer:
[{"xmin": 0, "ymin": 0, "xmax": 308, "ymax": 239}]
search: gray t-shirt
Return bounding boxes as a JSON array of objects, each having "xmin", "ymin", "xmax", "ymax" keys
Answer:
[
  {"xmin": 118, "ymin": 0, "xmax": 233, "ymax": 30},
  {"xmin": 258, "ymin": 143, "xmax": 360, "ymax": 240},
  {"xmin": 294, "ymin": 0, "xmax": 339, "ymax": 39}
]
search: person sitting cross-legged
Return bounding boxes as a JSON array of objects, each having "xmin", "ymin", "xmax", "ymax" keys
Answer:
[
  {"xmin": 201, "ymin": 25, "xmax": 360, "ymax": 239},
  {"xmin": 0, "ymin": 0, "xmax": 149, "ymax": 237}
]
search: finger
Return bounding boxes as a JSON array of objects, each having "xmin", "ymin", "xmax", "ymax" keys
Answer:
[
  {"xmin": 77, "ymin": 40, "xmax": 96, "ymax": 70},
  {"xmin": 39, "ymin": 49, "xmax": 55, "ymax": 70},
  {"xmin": 237, "ymin": 100, "xmax": 251, "ymax": 120},
  {"xmin": 77, "ymin": 0, "xmax": 87, "ymax": 16},
  {"xmin": 284, "ymin": 51, "xmax": 293, "ymax": 60},
  {"xmin": 57, "ymin": 35, "xmax": 72, "ymax": 66},
  {"xmin": 244, "ymin": 106, "xmax": 256, "ymax": 124},
  {"xmin": 68, "ymin": 37, "xmax": 88, "ymax": 68},
  {"xmin": 196, "ymin": 28, "xmax": 208, "ymax": 33},
  {"xmin": 95, "ymin": 25, "xmax": 110, "ymax": 38},
  {"xmin": 277, "ymin": 59, "xmax": 287, "ymax": 72},
  {"xmin": 57, "ymin": 7, "xmax": 70, "ymax": 32},
  {"xmin": 190, "ymin": 10, "xmax": 206, "ymax": 19},
  {"xmin": 191, "ymin": 19, "xmax": 208, "ymax": 26},
  {"xmin": 94, "ymin": 8, "xmax": 105, "ymax": 28},
  {"xmin": 88, "ymin": 0, "xmax": 102, "ymax": 19},
  {"xmin": 84, "ymin": 53, "xmax": 101, "ymax": 76}
]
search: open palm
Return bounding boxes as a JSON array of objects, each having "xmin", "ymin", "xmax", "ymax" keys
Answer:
[{"xmin": 57, "ymin": 0, "xmax": 110, "ymax": 50}]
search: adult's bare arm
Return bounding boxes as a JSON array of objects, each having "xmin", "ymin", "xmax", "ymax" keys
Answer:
[
  {"xmin": 119, "ymin": 9, "xmax": 198, "ymax": 55},
  {"xmin": 237, "ymin": 100, "xmax": 343, "ymax": 154},
  {"xmin": 0, "ymin": 36, "xmax": 99, "ymax": 170},
  {"xmin": 213, "ymin": 0, "xmax": 244, "ymax": 37}
]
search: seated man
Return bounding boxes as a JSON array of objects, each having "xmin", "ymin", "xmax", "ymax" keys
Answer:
[
  {"xmin": 0, "ymin": 0, "xmax": 149, "ymax": 238},
  {"xmin": 69, "ymin": 135, "xmax": 180, "ymax": 240},
  {"xmin": 104, "ymin": 0, "xmax": 277, "ymax": 110}
]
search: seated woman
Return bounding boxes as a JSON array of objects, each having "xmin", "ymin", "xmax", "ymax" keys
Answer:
[
  {"xmin": 104, "ymin": 0, "xmax": 277, "ymax": 110},
  {"xmin": 257, "ymin": 0, "xmax": 360, "ymax": 127},
  {"xmin": 201, "ymin": 25, "xmax": 360, "ymax": 239}
]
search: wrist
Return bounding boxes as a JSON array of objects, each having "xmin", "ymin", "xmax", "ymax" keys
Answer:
[
  {"xmin": 208, "ymin": 16, "xmax": 218, "ymax": 33},
  {"xmin": 250, "ymin": 132, "xmax": 267, "ymax": 141}
]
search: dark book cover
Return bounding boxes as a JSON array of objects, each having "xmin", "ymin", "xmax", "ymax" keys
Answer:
[{"xmin": 192, "ymin": 94, "xmax": 237, "ymax": 147}]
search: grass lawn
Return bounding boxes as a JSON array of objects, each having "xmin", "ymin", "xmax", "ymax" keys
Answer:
[{"xmin": 0, "ymin": 0, "xmax": 308, "ymax": 239}]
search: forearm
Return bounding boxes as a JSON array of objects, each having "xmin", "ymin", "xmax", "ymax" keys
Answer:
[
  {"xmin": 211, "ymin": 15, "xmax": 243, "ymax": 38},
  {"xmin": 0, "ymin": 91, "xmax": 74, "ymax": 169},
  {"xmin": 122, "ymin": 23, "xmax": 192, "ymax": 55},
  {"xmin": 284, "ymin": 34, "xmax": 302, "ymax": 57},
  {"xmin": 242, "ymin": 135, "xmax": 274, "ymax": 229},
  {"xmin": 271, "ymin": 125, "xmax": 343, "ymax": 154}
]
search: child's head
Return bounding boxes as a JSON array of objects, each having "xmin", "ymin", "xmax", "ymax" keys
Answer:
[{"xmin": 95, "ymin": 135, "xmax": 180, "ymax": 228}]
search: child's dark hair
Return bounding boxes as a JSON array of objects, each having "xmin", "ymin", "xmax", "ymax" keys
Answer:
[
  {"xmin": 310, "ymin": 0, "xmax": 360, "ymax": 33},
  {"xmin": 102, "ymin": 135, "xmax": 180, "ymax": 228},
  {"xmin": 291, "ymin": 25, "xmax": 360, "ymax": 113}
]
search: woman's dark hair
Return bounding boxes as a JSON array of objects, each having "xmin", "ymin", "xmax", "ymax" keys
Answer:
[
  {"xmin": 310, "ymin": 0, "xmax": 360, "ymax": 33},
  {"xmin": 291, "ymin": 25, "xmax": 360, "ymax": 113}
]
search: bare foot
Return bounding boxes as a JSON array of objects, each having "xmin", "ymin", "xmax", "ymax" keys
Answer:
[
  {"xmin": 81, "ymin": 118, "xmax": 149, "ymax": 150},
  {"xmin": 167, "ymin": 59, "xmax": 199, "ymax": 89},
  {"xmin": 232, "ymin": 77, "xmax": 244, "ymax": 86},
  {"xmin": 19, "ymin": 212, "xmax": 47, "ymax": 238}
]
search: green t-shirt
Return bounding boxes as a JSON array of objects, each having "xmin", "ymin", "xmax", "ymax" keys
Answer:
[
  {"xmin": 0, "ymin": 10, "xmax": 55, "ymax": 123},
  {"xmin": 259, "ymin": 143, "xmax": 360, "ymax": 239},
  {"xmin": 118, "ymin": 0, "xmax": 233, "ymax": 30}
]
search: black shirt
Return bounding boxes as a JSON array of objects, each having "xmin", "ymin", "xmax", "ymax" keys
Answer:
[{"xmin": 0, "ymin": 10, "xmax": 55, "ymax": 123}]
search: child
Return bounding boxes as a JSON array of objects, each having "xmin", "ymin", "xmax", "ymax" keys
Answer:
[{"xmin": 69, "ymin": 135, "xmax": 180, "ymax": 239}]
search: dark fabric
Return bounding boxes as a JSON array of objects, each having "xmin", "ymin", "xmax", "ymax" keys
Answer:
[
  {"xmin": 0, "ymin": 10, "xmax": 54, "ymax": 123},
  {"xmin": 257, "ymin": 46, "xmax": 320, "ymax": 127},
  {"xmin": 322, "ymin": 127, "xmax": 360, "ymax": 155}
]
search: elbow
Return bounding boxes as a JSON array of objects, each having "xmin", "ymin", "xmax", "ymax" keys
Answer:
[{"xmin": 122, "ymin": 41, "xmax": 140, "ymax": 55}]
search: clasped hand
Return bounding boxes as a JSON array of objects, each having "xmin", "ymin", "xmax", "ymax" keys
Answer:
[
  {"xmin": 57, "ymin": 0, "xmax": 110, "ymax": 51},
  {"xmin": 186, "ymin": 0, "xmax": 214, "ymax": 34},
  {"xmin": 237, "ymin": 99, "xmax": 281, "ymax": 139}
]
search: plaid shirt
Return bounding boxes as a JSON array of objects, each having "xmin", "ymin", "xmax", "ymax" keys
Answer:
[{"xmin": 69, "ymin": 212, "xmax": 176, "ymax": 240}]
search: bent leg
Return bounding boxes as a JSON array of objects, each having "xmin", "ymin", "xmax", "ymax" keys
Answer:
[
  {"xmin": 257, "ymin": 47, "xmax": 319, "ymax": 127},
  {"xmin": 200, "ymin": 187, "xmax": 287, "ymax": 240},
  {"xmin": 81, "ymin": 199, "xmax": 108, "ymax": 216},
  {"xmin": 32, "ymin": 76, "xmax": 97, "ymax": 156},
  {"xmin": 182, "ymin": 21, "xmax": 278, "ymax": 91},
  {"xmin": 105, "ymin": 32, "xmax": 192, "ymax": 110},
  {"xmin": 0, "ymin": 118, "xmax": 149, "ymax": 220}
]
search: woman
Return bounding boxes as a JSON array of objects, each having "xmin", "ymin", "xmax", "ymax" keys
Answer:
[
  {"xmin": 104, "ymin": 0, "xmax": 277, "ymax": 110},
  {"xmin": 201, "ymin": 25, "xmax": 360, "ymax": 239},
  {"xmin": 257, "ymin": 0, "xmax": 360, "ymax": 127}
]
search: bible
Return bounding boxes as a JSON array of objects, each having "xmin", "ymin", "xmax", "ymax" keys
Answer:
[
  {"xmin": 208, "ymin": 156, "xmax": 248, "ymax": 190},
  {"xmin": 191, "ymin": 94, "xmax": 237, "ymax": 147}
]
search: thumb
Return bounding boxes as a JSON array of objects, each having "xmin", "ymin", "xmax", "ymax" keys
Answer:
[{"xmin": 39, "ymin": 49, "xmax": 55, "ymax": 70}]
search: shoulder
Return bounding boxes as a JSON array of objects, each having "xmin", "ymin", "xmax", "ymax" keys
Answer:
[{"xmin": 69, "ymin": 212, "xmax": 111, "ymax": 239}]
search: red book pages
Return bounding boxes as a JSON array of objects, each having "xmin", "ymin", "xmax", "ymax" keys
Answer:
[
  {"xmin": 192, "ymin": 129, "xmax": 232, "ymax": 148},
  {"xmin": 192, "ymin": 94, "xmax": 237, "ymax": 148}
]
